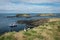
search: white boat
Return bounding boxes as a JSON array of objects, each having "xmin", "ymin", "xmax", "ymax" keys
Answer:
[{"xmin": 9, "ymin": 23, "xmax": 17, "ymax": 28}]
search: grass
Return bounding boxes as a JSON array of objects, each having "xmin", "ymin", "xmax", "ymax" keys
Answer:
[
  {"xmin": 30, "ymin": 30, "xmax": 37, "ymax": 33},
  {"xmin": 0, "ymin": 35, "xmax": 15, "ymax": 40},
  {"xmin": 23, "ymin": 32, "xmax": 32, "ymax": 36},
  {"xmin": 0, "ymin": 19, "xmax": 60, "ymax": 40},
  {"xmin": 57, "ymin": 26, "xmax": 60, "ymax": 32},
  {"xmin": 0, "ymin": 31, "xmax": 16, "ymax": 40},
  {"xmin": 54, "ymin": 36, "xmax": 60, "ymax": 40}
]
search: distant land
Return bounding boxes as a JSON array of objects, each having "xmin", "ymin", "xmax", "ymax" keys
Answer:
[{"xmin": 6, "ymin": 13, "xmax": 60, "ymax": 18}]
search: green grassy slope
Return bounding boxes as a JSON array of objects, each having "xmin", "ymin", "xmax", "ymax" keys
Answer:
[{"xmin": 0, "ymin": 19, "xmax": 60, "ymax": 40}]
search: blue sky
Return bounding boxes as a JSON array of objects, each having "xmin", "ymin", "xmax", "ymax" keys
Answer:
[{"xmin": 0, "ymin": 0, "xmax": 60, "ymax": 13}]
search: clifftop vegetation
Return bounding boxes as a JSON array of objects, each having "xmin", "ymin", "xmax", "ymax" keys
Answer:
[{"xmin": 0, "ymin": 18, "xmax": 60, "ymax": 40}]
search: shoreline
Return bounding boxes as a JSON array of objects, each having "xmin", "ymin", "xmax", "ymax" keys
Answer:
[{"xmin": 0, "ymin": 18, "xmax": 60, "ymax": 40}]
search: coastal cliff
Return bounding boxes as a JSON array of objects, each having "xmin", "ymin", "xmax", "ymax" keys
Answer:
[{"xmin": 0, "ymin": 18, "xmax": 60, "ymax": 40}]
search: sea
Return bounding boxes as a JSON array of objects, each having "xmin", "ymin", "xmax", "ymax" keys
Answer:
[{"xmin": 0, "ymin": 13, "xmax": 60, "ymax": 34}]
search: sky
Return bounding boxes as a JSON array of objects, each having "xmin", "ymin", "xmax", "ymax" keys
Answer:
[{"xmin": 0, "ymin": 0, "xmax": 60, "ymax": 13}]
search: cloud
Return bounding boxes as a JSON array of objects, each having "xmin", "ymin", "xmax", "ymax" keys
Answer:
[
  {"xmin": 0, "ymin": 4, "xmax": 59, "ymax": 13},
  {"xmin": 0, "ymin": 0, "xmax": 60, "ymax": 13},
  {"xmin": 53, "ymin": 7, "xmax": 60, "ymax": 13},
  {"xmin": 11, "ymin": 0, "xmax": 60, "ymax": 3}
]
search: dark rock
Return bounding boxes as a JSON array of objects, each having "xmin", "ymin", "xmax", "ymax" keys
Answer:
[{"xmin": 17, "ymin": 18, "xmax": 49, "ymax": 28}]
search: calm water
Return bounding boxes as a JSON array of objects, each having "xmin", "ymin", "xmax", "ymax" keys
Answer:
[{"xmin": 0, "ymin": 13, "xmax": 60, "ymax": 34}]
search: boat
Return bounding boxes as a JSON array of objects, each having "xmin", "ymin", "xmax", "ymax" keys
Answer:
[{"xmin": 9, "ymin": 23, "xmax": 17, "ymax": 28}]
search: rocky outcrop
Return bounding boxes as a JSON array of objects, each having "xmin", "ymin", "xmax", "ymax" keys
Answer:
[{"xmin": 17, "ymin": 18, "xmax": 49, "ymax": 28}]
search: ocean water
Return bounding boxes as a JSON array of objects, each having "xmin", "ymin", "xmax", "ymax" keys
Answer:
[{"xmin": 0, "ymin": 13, "xmax": 60, "ymax": 34}]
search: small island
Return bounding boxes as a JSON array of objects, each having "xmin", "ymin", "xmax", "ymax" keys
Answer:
[
  {"xmin": 36, "ymin": 13, "xmax": 56, "ymax": 16},
  {"xmin": 16, "ymin": 14, "xmax": 31, "ymax": 18},
  {"xmin": 6, "ymin": 14, "xmax": 32, "ymax": 18}
]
